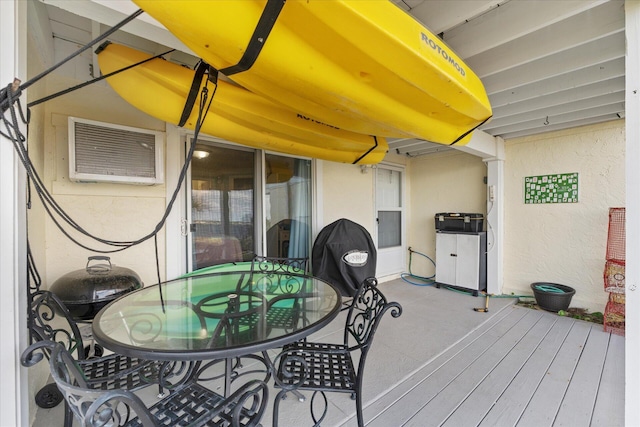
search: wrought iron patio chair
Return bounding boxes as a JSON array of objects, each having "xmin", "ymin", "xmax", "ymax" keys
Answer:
[
  {"xmin": 187, "ymin": 289, "xmax": 273, "ymax": 396},
  {"xmin": 272, "ymin": 277, "xmax": 403, "ymax": 427},
  {"xmin": 251, "ymin": 255, "xmax": 309, "ymax": 275},
  {"xmin": 28, "ymin": 290, "xmax": 193, "ymax": 427},
  {"xmin": 203, "ymin": 256, "xmax": 310, "ymax": 400},
  {"xmin": 243, "ymin": 256, "xmax": 310, "ymax": 330},
  {"xmin": 22, "ymin": 340, "xmax": 269, "ymax": 427}
]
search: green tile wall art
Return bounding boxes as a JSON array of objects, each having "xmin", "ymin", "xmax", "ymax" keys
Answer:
[{"xmin": 524, "ymin": 172, "xmax": 579, "ymax": 204}]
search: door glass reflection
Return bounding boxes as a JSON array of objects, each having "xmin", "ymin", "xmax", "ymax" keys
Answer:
[{"xmin": 191, "ymin": 143, "xmax": 255, "ymax": 269}]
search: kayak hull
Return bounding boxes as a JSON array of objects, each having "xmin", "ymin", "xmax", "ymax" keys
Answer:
[
  {"xmin": 97, "ymin": 43, "xmax": 388, "ymax": 164},
  {"xmin": 133, "ymin": 0, "xmax": 492, "ymax": 145}
]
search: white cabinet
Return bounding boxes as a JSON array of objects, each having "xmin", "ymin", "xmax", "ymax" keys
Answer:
[{"xmin": 435, "ymin": 232, "xmax": 487, "ymax": 295}]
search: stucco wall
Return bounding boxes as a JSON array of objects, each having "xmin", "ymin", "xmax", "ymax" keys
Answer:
[
  {"xmin": 405, "ymin": 121, "xmax": 625, "ymax": 312},
  {"xmin": 321, "ymin": 160, "xmax": 376, "ymax": 232},
  {"xmin": 39, "ymin": 71, "xmax": 168, "ymax": 289},
  {"xmin": 407, "ymin": 150, "xmax": 487, "ymax": 279},
  {"xmin": 503, "ymin": 120, "xmax": 625, "ymax": 312},
  {"xmin": 318, "ymin": 152, "xmax": 408, "ymax": 245}
]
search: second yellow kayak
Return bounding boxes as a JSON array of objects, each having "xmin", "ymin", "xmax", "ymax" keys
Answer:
[{"xmin": 97, "ymin": 42, "xmax": 388, "ymax": 164}]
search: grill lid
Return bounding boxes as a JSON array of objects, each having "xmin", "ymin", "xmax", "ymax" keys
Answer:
[{"xmin": 49, "ymin": 256, "xmax": 143, "ymax": 320}]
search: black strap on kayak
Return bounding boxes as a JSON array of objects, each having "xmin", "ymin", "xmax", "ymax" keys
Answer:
[
  {"xmin": 178, "ymin": 61, "xmax": 217, "ymax": 127},
  {"xmin": 449, "ymin": 115, "xmax": 493, "ymax": 146},
  {"xmin": 220, "ymin": 0, "xmax": 286, "ymax": 76},
  {"xmin": 353, "ymin": 136, "xmax": 382, "ymax": 165}
]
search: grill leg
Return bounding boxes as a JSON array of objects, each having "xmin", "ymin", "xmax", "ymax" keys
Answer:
[{"xmin": 35, "ymin": 383, "xmax": 63, "ymax": 408}]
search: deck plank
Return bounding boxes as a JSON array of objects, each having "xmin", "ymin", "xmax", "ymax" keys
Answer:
[
  {"xmin": 403, "ymin": 309, "xmax": 546, "ymax": 426},
  {"xmin": 363, "ymin": 303, "xmax": 515, "ymax": 425},
  {"xmin": 352, "ymin": 284, "xmax": 621, "ymax": 427},
  {"xmin": 516, "ymin": 320, "xmax": 592, "ymax": 427},
  {"xmin": 591, "ymin": 332, "xmax": 625, "ymax": 427},
  {"xmin": 440, "ymin": 311, "xmax": 559, "ymax": 426},
  {"xmin": 366, "ymin": 306, "xmax": 528, "ymax": 427},
  {"xmin": 554, "ymin": 324, "xmax": 611, "ymax": 426},
  {"xmin": 478, "ymin": 314, "xmax": 575, "ymax": 427}
]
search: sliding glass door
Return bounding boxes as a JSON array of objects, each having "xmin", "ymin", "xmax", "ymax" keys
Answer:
[
  {"xmin": 187, "ymin": 140, "xmax": 311, "ymax": 271},
  {"xmin": 264, "ymin": 154, "xmax": 311, "ymax": 259},
  {"xmin": 189, "ymin": 142, "xmax": 255, "ymax": 270}
]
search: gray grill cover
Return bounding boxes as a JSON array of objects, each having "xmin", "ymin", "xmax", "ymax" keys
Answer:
[{"xmin": 312, "ymin": 219, "xmax": 377, "ymax": 297}]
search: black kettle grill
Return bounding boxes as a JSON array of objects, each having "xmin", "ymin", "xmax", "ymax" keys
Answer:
[{"xmin": 49, "ymin": 256, "xmax": 143, "ymax": 322}]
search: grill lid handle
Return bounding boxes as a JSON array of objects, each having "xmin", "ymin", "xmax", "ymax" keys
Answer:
[{"xmin": 86, "ymin": 256, "xmax": 112, "ymax": 275}]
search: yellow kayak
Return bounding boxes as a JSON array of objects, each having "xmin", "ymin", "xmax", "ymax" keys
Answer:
[
  {"xmin": 133, "ymin": 0, "xmax": 492, "ymax": 145},
  {"xmin": 96, "ymin": 43, "xmax": 388, "ymax": 164}
]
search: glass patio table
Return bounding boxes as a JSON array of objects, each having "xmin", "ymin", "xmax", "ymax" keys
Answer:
[{"xmin": 92, "ymin": 269, "xmax": 342, "ymax": 362}]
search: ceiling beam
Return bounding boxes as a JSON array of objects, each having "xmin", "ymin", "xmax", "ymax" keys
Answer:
[
  {"xmin": 480, "ymin": 31, "xmax": 624, "ymax": 96},
  {"xmin": 397, "ymin": 145, "xmax": 453, "ymax": 158},
  {"xmin": 484, "ymin": 56, "xmax": 624, "ymax": 95},
  {"xmin": 388, "ymin": 139, "xmax": 453, "ymax": 158},
  {"xmin": 464, "ymin": 1, "xmax": 623, "ymax": 76},
  {"xmin": 487, "ymin": 103, "xmax": 624, "ymax": 136},
  {"xmin": 443, "ymin": 0, "xmax": 615, "ymax": 58},
  {"xmin": 48, "ymin": 15, "xmax": 92, "ymax": 44},
  {"xmin": 501, "ymin": 115, "xmax": 620, "ymax": 139},
  {"xmin": 388, "ymin": 139, "xmax": 435, "ymax": 150},
  {"xmin": 483, "ymin": 91, "xmax": 625, "ymax": 130},
  {"xmin": 490, "ymin": 75, "xmax": 625, "ymax": 110},
  {"xmin": 27, "ymin": 0, "xmax": 55, "ymax": 67},
  {"xmin": 403, "ymin": 0, "xmax": 502, "ymax": 34},
  {"xmin": 455, "ymin": 129, "xmax": 498, "ymax": 159},
  {"xmin": 40, "ymin": 0, "xmax": 195, "ymax": 55}
]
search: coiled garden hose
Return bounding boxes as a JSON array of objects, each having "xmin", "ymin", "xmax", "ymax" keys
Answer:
[
  {"xmin": 402, "ymin": 247, "xmax": 535, "ymax": 299},
  {"xmin": 401, "ymin": 247, "xmax": 436, "ymax": 286}
]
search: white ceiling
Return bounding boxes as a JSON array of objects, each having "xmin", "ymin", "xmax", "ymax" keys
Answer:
[
  {"xmin": 38, "ymin": 0, "xmax": 626, "ymax": 158},
  {"xmin": 388, "ymin": 0, "xmax": 625, "ymax": 156}
]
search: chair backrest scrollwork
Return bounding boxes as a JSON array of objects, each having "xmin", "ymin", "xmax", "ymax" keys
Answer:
[
  {"xmin": 344, "ymin": 277, "xmax": 403, "ymax": 354},
  {"xmin": 248, "ymin": 256, "xmax": 309, "ymax": 295},
  {"xmin": 251, "ymin": 256, "xmax": 308, "ymax": 275},
  {"xmin": 195, "ymin": 290, "xmax": 269, "ymax": 346},
  {"xmin": 28, "ymin": 290, "xmax": 86, "ymax": 360}
]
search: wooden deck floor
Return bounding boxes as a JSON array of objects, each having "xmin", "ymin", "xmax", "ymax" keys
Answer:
[
  {"xmin": 32, "ymin": 278, "xmax": 624, "ymax": 427},
  {"xmin": 365, "ymin": 299, "xmax": 624, "ymax": 427},
  {"xmin": 275, "ymin": 279, "xmax": 624, "ymax": 427}
]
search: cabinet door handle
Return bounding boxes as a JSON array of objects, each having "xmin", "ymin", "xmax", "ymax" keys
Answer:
[{"xmin": 450, "ymin": 253, "xmax": 457, "ymax": 257}]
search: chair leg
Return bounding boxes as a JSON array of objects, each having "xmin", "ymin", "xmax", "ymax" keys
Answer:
[
  {"xmin": 157, "ymin": 384, "xmax": 165, "ymax": 398},
  {"xmin": 272, "ymin": 389, "xmax": 288, "ymax": 427},
  {"xmin": 356, "ymin": 390, "xmax": 364, "ymax": 427},
  {"xmin": 64, "ymin": 401, "xmax": 73, "ymax": 427},
  {"xmin": 292, "ymin": 389, "xmax": 306, "ymax": 402},
  {"xmin": 310, "ymin": 391, "xmax": 328, "ymax": 427}
]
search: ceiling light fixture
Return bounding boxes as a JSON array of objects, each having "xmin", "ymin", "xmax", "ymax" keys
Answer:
[{"xmin": 193, "ymin": 150, "xmax": 210, "ymax": 159}]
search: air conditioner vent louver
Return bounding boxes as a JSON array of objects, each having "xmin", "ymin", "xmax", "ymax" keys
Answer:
[{"xmin": 69, "ymin": 117, "xmax": 164, "ymax": 185}]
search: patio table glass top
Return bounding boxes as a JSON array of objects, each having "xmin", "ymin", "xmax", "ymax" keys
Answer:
[{"xmin": 92, "ymin": 268, "xmax": 342, "ymax": 361}]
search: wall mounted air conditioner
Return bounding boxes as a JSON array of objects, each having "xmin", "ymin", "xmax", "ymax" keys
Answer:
[{"xmin": 68, "ymin": 117, "xmax": 164, "ymax": 185}]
